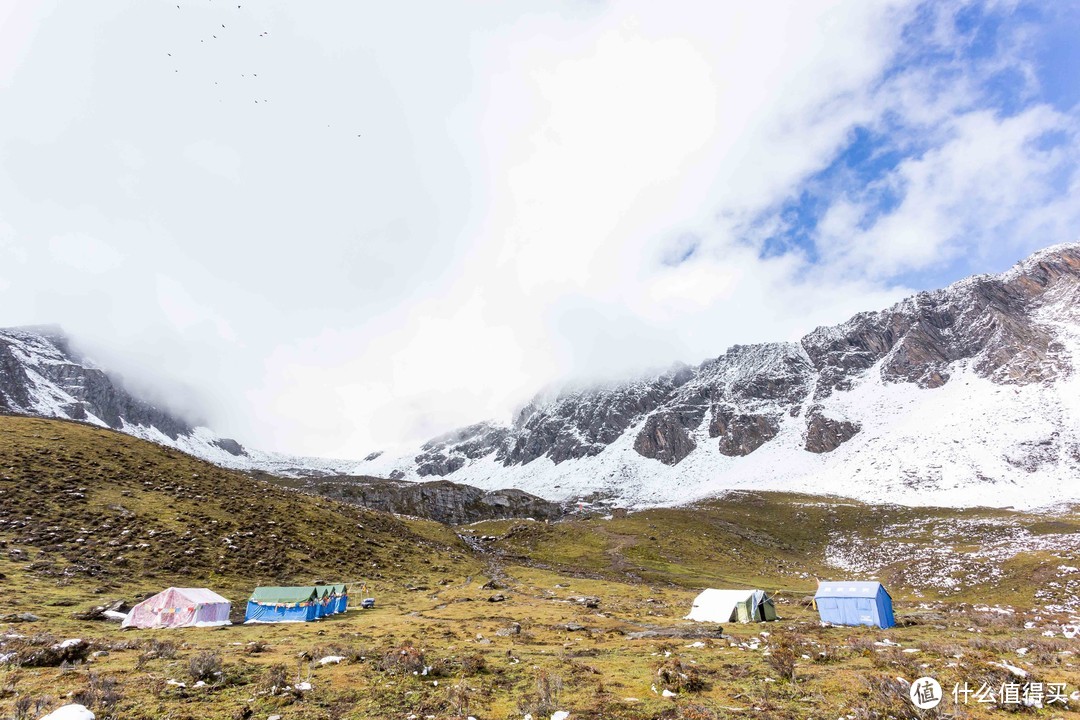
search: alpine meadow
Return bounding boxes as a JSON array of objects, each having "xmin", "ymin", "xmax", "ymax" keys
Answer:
[{"xmin": 2, "ymin": 2, "xmax": 1080, "ymax": 719}]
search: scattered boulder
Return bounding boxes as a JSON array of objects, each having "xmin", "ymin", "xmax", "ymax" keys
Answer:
[
  {"xmin": 487, "ymin": 594, "xmax": 506, "ymax": 603},
  {"xmin": 0, "ymin": 612, "xmax": 40, "ymax": 623},
  {"xmin": 495, "ymin": 622, "xmax": 521, "ymax": 637}
]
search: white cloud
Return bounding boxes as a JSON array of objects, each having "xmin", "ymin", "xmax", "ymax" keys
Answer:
[
  {"xmin": 1, "ymin": 0, "xmax": 1077, "ymax": 457},
  {"xmin": 49, "ymin": 232, "xmax": 125, "ymax": 274}
]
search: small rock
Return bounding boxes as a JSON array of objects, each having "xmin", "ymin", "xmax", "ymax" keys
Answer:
[{"xmin": 487, "ymin": 594, "xmax": 506, "ymax": 603}]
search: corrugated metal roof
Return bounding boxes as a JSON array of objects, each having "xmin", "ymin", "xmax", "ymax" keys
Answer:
[{"xmin": 814, "ymin": 581, "xmax": 888, "ymax": 598}]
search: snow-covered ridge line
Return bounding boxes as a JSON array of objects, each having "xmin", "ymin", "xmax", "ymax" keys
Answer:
[{"xmin": 352, "ymin": 243, "xmax": 1080, "ymax": 511}]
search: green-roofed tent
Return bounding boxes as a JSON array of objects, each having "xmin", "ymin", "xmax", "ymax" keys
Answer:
[
  {"xmin": 319, "ymin": 584, "xmax": 348, "ymax": 614},
  {"xmin": 313, "ymin": 585, "xmax": 331, "ymax": 619},
  {"xmin": 244, "ymin": 586, "xmax": 319, "ymax": 623},
  {"xmin": 312, "ymin": 585, "xmax": 348, "ymax": 617}
]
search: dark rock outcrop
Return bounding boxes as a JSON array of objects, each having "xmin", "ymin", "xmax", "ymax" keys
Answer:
[
  {"xmin": 633, "ymin": 412, "xmax": 697, "ymax": 465},
  {"xmin": 304, "ymin": 475, "xmax": 563, "ymax": 525},
  {"xmin": 710, "ymin": 409, "xmax": 781, "ymax": 457},
  {"xmin": 804, "ymin": 411, "xmax": 861, "ymax": 454}
]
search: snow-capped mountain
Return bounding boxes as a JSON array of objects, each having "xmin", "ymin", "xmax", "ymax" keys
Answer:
[
  {"xmin": 0, "ymin": 325, "xmax": 353, "ymax": 477},
  {"xmin": 354, "ymin": 243, "xmax": 1080, "ymax": 510}
]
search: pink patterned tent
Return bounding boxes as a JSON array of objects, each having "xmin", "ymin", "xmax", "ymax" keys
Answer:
[{"xmin": 122, "ymin": 587, "xmax": 231, "ymax": 629}]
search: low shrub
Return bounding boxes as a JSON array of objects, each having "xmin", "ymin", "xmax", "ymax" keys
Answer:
[
  {"xmin": 187, "ymin": 651, "xmax": 222, "ymax": 684},
  {"xmin": 655, "ymin": 657, "xmax": 707, "ymax": 694}
]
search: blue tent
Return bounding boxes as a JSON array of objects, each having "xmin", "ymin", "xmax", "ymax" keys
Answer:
[
  {"xmin": 313, "ymin": 586, "xmax": 330, "ymax": 619},
  {"xmin": 332, "ymin": 584, "xmax": 349, "ymax": 614},
  {"xmin": 244, "ymin": 586, "xmax": 319, "ymax": 623},
  {"xmin": 814, "ymin": 581, "xmax": 895, "ymax": 628}
]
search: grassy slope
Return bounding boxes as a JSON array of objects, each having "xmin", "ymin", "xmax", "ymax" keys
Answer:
[
  {"xmin": 1, "ymin": 416, "xmax": 1078, "ymax": 720},
  {"xmin": 478, "ymin": 493, "xmax": 1080, "ymax": 607},
  {"xmin": 0, "ymin": 415, "xmax": 479, "ymax": 611}
]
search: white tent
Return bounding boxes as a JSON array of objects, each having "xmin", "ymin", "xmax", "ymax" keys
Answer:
[
  {"xmin": 122, "ymin": 587, "xmax": 231, "ymax": 629},
  {"xmin": 685, "ymin": 588, "xmax": 776, "ymax": 623}
]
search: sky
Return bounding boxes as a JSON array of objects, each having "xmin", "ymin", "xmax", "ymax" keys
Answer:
[{"xmin": 1, "ymin": 0, "xmax": 1078, "ymax": 458}]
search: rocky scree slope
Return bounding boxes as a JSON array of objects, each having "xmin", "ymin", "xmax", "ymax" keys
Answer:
[{"xmin": 355, "ymin": 244, "xmax": 1080, "ymax": 509}]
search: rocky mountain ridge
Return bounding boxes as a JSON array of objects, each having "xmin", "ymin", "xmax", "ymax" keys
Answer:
[
  {"xmin": 355, "ymin": 243, "xmax": 1080, "ymax": 510},
  {"xmin": 0, "ymin": 325, "xmax": 563, "ymax": 523},
  {"xmin": 0, "ymin": 325, "xmax": 355, "ymax": 477}
]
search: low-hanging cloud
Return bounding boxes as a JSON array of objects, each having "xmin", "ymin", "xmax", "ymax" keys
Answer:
[{"xmin": 1, "ymin": 1, "xmax": 1078, "ymax": 458}]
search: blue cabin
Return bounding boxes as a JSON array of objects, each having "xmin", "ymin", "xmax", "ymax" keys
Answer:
[{"xmin": 814, "ymin": 581, "xmax": 895, "ymax": 628}]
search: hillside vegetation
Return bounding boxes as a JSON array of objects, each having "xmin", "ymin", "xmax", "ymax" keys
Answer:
[{"xmin": 1, "ymin": 416, "xmax": 1078, "ymax": 719}]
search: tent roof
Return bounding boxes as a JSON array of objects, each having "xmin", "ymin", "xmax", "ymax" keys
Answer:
[
  {"xmin": 250, "ymin": 586, "xmax": 317, "ymax": 603},
  {"xmin": 134, "ymin": 587, "xmax": 230, "ymax": 607},
  {"xmin": 315, "ymin": 584, "xmax": 346, "ymax": 594},
  {"xmin": 815, "ymin": 581, "xmax": 889, "ymax": 599},
  {"xmin": 685, "ymin": 588, "xmax": 760, "ymax": 621},
  {"xmin": 168, "ymin": 587, "xmax": 230, "ymax": 605}
]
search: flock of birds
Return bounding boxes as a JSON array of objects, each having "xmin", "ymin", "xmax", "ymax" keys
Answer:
[
  {"xmin": 168, "ymin": 3, "xmax": 271, "ymax": 104},
  {"xmin": 164, "ymin": 2, "xmax": 363, "ymax": 137}
]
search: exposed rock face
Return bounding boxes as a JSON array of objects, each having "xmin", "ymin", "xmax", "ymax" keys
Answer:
[
  {"xmin": 212, "ymin": 438, "xmax": 246, "ymax": 456},
  {"xmin": 499, "ymin": 364, "xmax": 696, "ymax": 465},
  {"xmin": 415, "ymin": 423, "xmax": 509, "ymax": 477},
  {"xmin": 711, "ymin": 409, "xmax": 781, "ymax": 457},
  {"xmin": 804, "ymin": 411, "xmax": 861, "ymax": 454},
  {"xmin": 366, "ymin": 244, "xmax": 1080, "ymax": 481},
  {"xmin": 304, "ymin": 476, "xmax": 563, "ymax": 525},
  {"xmin": 634, "ymin": 412, "xmax": 697, "ymax": 465},
  {"xmin": 0, "ymin": 327, "xmax": 194, "ymax": 438}
]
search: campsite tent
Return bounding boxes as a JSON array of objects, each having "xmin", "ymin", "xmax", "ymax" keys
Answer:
[
  {"xmin": 122, "ymin": 587, "xmax": 231, "ymax": 629},
  {"xmin": 814, "ymin": 581, "xmax": 895, "ymax": 628},
  {"xmin": 333, "ymin": 584, "xmax": 349, "ymax": 613},
  {"xmin": 318, "ymin": 584, "xmax": 347, "ymax": 614},
  {"xmin": 244, "ymin": 586, "xmax": 319, "ymax": 623},
  {"xmin": 685, "ymin": 589, "xmax": 777, "ymax": 623},
  {"xmin": 313, "ymin": 586, "xmax": 330, "ymax": 618}
]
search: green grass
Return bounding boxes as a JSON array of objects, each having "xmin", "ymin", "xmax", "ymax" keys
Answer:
[{"xmin": 1, "ymin": 416, "xmax": 1078, "ymax": 719}]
